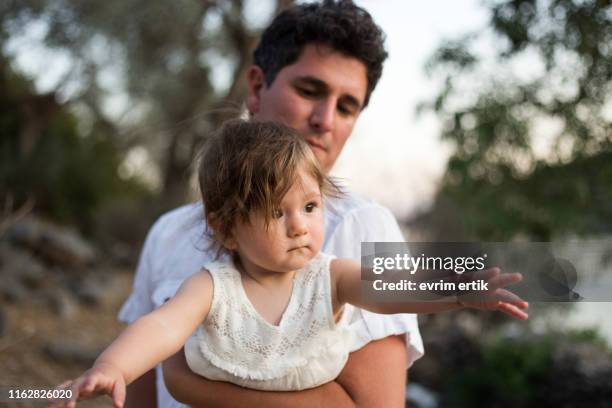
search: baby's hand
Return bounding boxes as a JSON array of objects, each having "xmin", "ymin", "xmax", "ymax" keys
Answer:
[
  {"xmin": 49, "ymin": 362, "xmax": 126, "ymax": 408},
  {"xmin": 458, "ymin": 267, "xmax": 529, "ymax": 320}
]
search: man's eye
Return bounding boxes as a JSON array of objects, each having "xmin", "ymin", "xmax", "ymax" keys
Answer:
[
  {"xmin": 338, "ymin": 104, "xmax": 356, "ymax": 117},
  {"xmin": 297, "ymin": 87, "xmax": 317, "ymax": 97}
]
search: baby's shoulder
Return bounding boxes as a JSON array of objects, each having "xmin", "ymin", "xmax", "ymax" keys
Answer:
[
  {"xmin": 329, "ymin": 258, "xmax": 360, "ymax": 277},
  {"xmin": 180, "ymin": 268, "xmax": 214, "ymax": 295}
]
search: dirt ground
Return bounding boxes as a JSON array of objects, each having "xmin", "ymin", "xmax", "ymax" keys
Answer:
[{"xmin": 1, "ymin": 271, "xmax": 133, "ymax": 408}]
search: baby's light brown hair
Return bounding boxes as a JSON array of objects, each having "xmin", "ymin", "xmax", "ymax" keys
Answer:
[{"xmin": 198, "ymin": 119, "xmax": 341, "ymax": 253}]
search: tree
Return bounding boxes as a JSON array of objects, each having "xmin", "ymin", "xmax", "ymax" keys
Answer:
[
  {"xmin": 1, "ymin": 0, "xmax": 294, "ymax": 202},
  {"xmin": 0, "ymin": 57, "xmax": 146, "ymax": 227},
  {"xmin": 420, "ymin": 0, "xmax": 612, "ymax": 240}
]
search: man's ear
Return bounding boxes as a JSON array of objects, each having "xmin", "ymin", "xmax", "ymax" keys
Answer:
[{"xmin": 246, "ymin": 65, "xmax": 266, "ymax": 115}]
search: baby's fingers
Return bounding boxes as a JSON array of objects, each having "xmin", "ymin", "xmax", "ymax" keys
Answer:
[
  {"xmin": 489, "ymin": 272, "xmax": 523, "ymax": 290},
  {"xmin": 66, "ymin": 378, "xmax": 88, "ymax": 408},
  {"xmin": 478, "ymin": 267, "xmax": 500, "ymax": 280},
  {"xmin": 495, "ymin": 288, "xmax": 528, "ymax": 309},
  {"xmin": 65, "ymin": 374, "xmax": 107, "ymax": 407},
  {"xmin": 498, "ymin": 301, "xmax": 529, "ymax": 320},
  {"xmin": 111, "ymin": 376, "xmax": 126, "ymax": 408},
  {"xmin": 48, "ymin": 381, "xmax": 71, "ymax": 408}
]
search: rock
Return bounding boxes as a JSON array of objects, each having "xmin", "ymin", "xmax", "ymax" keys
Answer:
[
  {"xmin": 44, "ymin": 341, "xmax": 101, "ymax": 366},
  {"xmin": 73, "ymin": 283, "xmax": 104, "ymax": 307},
  {"xmin": 0, "ymin": 275, "xmax": 29, "ymax": 303},
  {"xmin": 44, "ymin": 288, "xmax": 78, "ymax": 320},
  {"xmin": 109, "ymin": 243, "xmax": 137, "ymax": 268},
  {"xmin": 67, "ymin": 272, "xmax": 112, "ymax": 307},
  {"xmin": 0, "ymin": 242, "xmax": 47, "ymax": 288},
  {"xmin": 8, "ymin": 217, "xmax": 96, "ymax": 268},
  {"xmin": 0, "ymin": 306, "xmax": 6, "ymax": 337}
]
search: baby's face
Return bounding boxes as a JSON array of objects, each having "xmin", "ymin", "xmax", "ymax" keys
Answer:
[{"xmin": 229, "ymin": 170, "xmax": 324, "ymax": 275}]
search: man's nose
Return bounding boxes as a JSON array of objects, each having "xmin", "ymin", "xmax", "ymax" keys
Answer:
[
  {"xmin": 309, "ymin": 99, "xmax": 335, "ymax": 133},
  {"xmin": 287, "ymin": 214, "xmax": 308, "ymax": 237}
]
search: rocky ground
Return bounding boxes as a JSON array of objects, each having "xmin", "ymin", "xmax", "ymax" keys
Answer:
[
  {"xmin": 1, "ymin": 271, "xmax": 131, "ymax": 408},
  {"xmin": 0, "ymin": 216, "xmax": 134, "ymax": 407}
]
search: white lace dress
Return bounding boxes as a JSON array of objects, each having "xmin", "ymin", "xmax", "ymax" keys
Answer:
[{"xmin": 184, "ymin": 252, "xmax": 353, "ymax": 391}]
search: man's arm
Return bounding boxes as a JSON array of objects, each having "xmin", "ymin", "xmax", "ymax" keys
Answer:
[
  {"xmin": 334, "ymin": 334, "xmax": 407, "ymax": 407},
  {"xmin": 124, "ymin": 370, "xmax": 157, "ymax": 408},
  {"xmin": 162, "ymin": 351, "xmax": 355, "ymax": 408},
  {"xmin": 163, "ymin": 335, "xmax": 408, "ymax": 408}
]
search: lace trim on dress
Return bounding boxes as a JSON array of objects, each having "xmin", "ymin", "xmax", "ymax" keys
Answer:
[{"xmin": 195, "ymin": 253, "xmax": 343, "ymax": 380}]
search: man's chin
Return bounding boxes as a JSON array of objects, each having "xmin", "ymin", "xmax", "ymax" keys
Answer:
[{"xmin": 310, "ymin": 150, "xmax": 331, "ymax": 172}]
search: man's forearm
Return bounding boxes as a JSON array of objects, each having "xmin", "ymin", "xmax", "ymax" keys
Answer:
[
  {"xmin": 124, "ymin": 368, "xmax": 157, "ymax": 408},
  {"xmin": 163, "ymin": 350, "xmax": 356, "ymax": 408},
  {"xmin": 335, "ymin": 335, "xmax": 407, "ymax": 407}
]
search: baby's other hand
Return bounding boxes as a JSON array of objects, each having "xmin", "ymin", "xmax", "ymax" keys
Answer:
[{"xmin": 49, "ymin": 362, "xmax": 126, "ymax": 408}]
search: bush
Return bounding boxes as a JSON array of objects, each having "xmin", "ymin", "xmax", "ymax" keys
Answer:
[{"xmin": 442, "ymin": 329, "xmax": 612, "ymax": 407}]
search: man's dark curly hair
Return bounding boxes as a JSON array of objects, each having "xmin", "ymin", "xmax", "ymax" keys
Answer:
[{"xmin": 253, "ymin": 0, "xmax": 387, "ymax": 108}]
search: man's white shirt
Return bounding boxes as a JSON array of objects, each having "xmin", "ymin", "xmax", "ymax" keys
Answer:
[{"xmin": 119, "ymin": 191, "xmax": 424, "ymax": 408}]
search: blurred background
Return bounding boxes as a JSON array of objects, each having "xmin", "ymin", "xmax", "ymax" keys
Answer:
[{"xmin": 1, "ymin": 0, "xmax": 611, "ymax": 406}]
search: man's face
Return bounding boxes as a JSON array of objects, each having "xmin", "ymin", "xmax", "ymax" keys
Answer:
[{"xmin": 247, "ymin": 44, "xmax": 368, "ymax": 173}]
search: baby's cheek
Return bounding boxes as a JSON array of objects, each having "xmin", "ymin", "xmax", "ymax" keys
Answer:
[{"xmin": 312, "ymin": 224, "xmax": 325, "ymax": 248}]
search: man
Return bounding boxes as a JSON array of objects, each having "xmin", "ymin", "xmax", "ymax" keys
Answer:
[{"xmin": 118, "ymin": 1, "xmax": 423, "ymax": 407}]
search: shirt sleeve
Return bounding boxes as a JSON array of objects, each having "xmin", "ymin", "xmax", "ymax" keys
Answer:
[
  {"xmin": 326, "ymin": 203, "xmax": 425, "ymax": 367},
  {"xmin": 117, "ymin": 215, "xmax": 165, "ymax": 324},
  {"xmin": 325, "ymin": 204, "xmax": 404, "ymax": 259}
]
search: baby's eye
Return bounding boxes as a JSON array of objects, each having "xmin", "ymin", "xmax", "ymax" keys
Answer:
[
  {"xmin": 273, "ymin": 208, "xmax": 283, "ymax": 218},
  {"xmin": 304, "ymin": 202, "xmax": 318, "ymax": 213}
]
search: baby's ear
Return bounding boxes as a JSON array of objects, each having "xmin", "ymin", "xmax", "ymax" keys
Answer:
[
  {"xmin": 222, "ymin": 235, "xmax": 238, "ymax": 251},
  {"xmin": 207, "ymin": 212, "xmax": 237, "ymax": 251},
  {"xmin": 207, "ymin": 212, "xmax": 221, "ymax": 232}
]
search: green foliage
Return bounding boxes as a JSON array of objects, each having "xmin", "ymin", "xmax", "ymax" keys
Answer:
[
  {"xmin": 569, "ymin": 327, "xmax": 610, "ymax": 351},
  {"xmin": 423, "ymin": 0, "xmax": 612, "ymax": 240},
  {"xmin": 446, "ymin": 336, "xmax": 554, "ymax": 406},
  {"xmin": 444, "ymin": 151, "xmax": 612, "ymax": 239},
  {"xmin": 0, "ymin": 0, "xmax": 286, "ymax": 198},
  {"xmin": 443, "ymin": 327, "xmax": 612, "ymax": 407},
  {"xmin": 0, "ymin": 62, "xmax": 149, "ymax": 228}
]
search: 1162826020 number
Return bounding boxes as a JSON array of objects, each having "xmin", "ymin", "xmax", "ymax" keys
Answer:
[{"xmin": 3, "ymin": 388, "xmax": 73, "ymax": 401}]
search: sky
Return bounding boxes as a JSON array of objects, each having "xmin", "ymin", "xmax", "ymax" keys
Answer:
[{"xmin": 331, "ymin": 0, "xmax": 489, "ymax": 220}]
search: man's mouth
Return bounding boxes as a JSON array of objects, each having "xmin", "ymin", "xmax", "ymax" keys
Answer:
[{"xmin": 305, "ymin": 139, "xmax": 326, "ymax": 152}]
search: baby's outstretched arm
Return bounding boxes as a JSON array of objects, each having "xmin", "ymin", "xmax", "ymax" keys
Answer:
[
  {"xmin": 331, "ymin": 259, "xmax": 528, "ymax": 320},
  {"xmin": 51, "ymin": 270, "xmax": 213, "ymax": 408}
]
